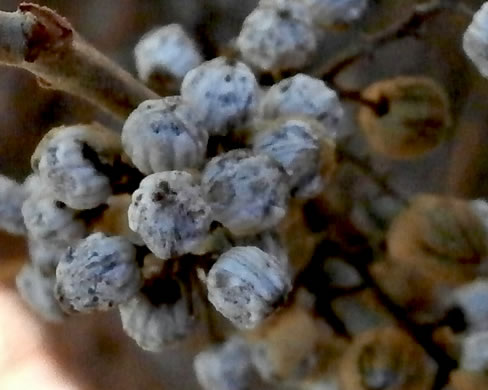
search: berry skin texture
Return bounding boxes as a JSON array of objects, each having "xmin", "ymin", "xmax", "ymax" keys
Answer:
[
  {"xmin": 55, "ymin": 232, "xmax": 141, "ymax": 314},
  {"xmin": 207, "ymin": 246, "xmax": 291, "ymax": 329},
  {"xmin": 31, "ymin": 124, "xmax": 122, "ymax": 210},
  {"xmin": 194, "ymin": 337, "xmax": 257, "ymax": 390},
  {"xmin": 16, "ymin": 264, "xmax": 65, "ymax": 322},
  {"xmin": 464, "ymin": 2, "xmax": 488, "ymax": 78},
  {"xmin": 134, "ymin": 23, "xmax": 202, "ymax": 83},
  {"xmin": 253, "ymin": 118, "xmax": 327, "ymax": 199},
  {"xmin": 259, "ymin": 74, "xmax": 344, "ymax": 138},
  {"xmin": 237, "ymin": 1, "xmax": 317, "ymax": 72},
  {"xmin": 358, "ymin": 76, "xmax": 451, "ymax": 159},
  {"xmin": 202, "ymin": 149, "xmax": 289, "ymax": 236},
  {"xmin": 122, "ymin": 97, "xmax": 208, "ymax": 175},
  {"xmin": 0, "ymin": 174, "xmax": 27, "ymax": 235},
  {"xmin": 128, "ymin": 171, "xmax": 212, "ymax": 260},
  {"xmin": 181, "ymin": 57, "xmax": 260, "ymax": 136}
]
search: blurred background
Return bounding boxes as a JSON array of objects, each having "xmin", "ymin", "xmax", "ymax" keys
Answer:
[{"xmin": 0, "ymin": 0, "xmax": 488, "ymax": 389}]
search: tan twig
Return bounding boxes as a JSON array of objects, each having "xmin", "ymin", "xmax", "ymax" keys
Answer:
[{"xmin": 0, "ymin": 3, "xmax": 158, "ymax": 120}]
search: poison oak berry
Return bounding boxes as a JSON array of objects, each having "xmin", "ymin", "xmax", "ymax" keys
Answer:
[
  {"xmin": 122, "ymin": 97, "xmax": 208, "ymax": 175},
  {"xmin": 16, "ymin": 263, "xmax": 65, "ymax": 322},
  {"xmin": 238, "ymin": 0, "xmax": 317, "ymax": 72},
  {"xmin": 358, "ymin": 76, "xmax": 451, "ymax": 159},
  {"xmin": 387, "ymin": 195, "xmax": 488, "ymax": 284},
  {"xmin": 134, "ymin": 24, "xmax": 202, "ymax": 84},
  {"xmin": 339, "ymin": 327, "xmax": 436, "ymax": 390},
  {"xmin": 31, "ymin": 124, "xmax": 122, "ymax": 210},
  {"xmin": 259, "ymin": 74, "xmax": 343, "ymax": 137},
  {"xmin": 463, "ymin": 2, "xmax": 488, "ymax": 78},
  {"xmin": 181, "ymin": 57, "xmax": 260, "ymax": 136},
  {"xmin": 194, "ymin": 337, "xmax": 257, "ymax": 390},
  {"xmin": 206, "ymin": 246, "xmax": 291, "ymax": 329},
  {"xmin": 202, "ymin": 149, "xmax": 289, "ymax": 236},
  {"xmin": 128, "ymin": 171, "xmax": 212, "ymax": 260},
  {"xmin": 55, "ymin": 232, "xmax": 141, "ymax": 314}
]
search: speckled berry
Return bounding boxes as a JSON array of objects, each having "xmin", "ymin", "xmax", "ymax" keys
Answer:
[
  {"xmin": 122, "ymin": 96, "xmax": 208, "ymax": 175},
  {"xmin": 55, "ymin": 232, "xmax": 141, "ymax": 314},
  {"xmin": 207, "ymin": 246, "xmax": 292, "ymax": 329},
  {"xmin": 181, "ymin": 57, "xmax": 260, "ymax": 136},
  {"xmin": 202, "ymin": 149, "xmax": 289, "ymax": 236},
  {"xmin": 128, "ymin": 171, "xmax": 212, "ymax": 260}
]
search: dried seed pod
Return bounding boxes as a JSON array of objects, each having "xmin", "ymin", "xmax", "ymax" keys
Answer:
[
  {"xmin": 31, "ymin": 124, "xmax": 122, "ymax": 210},
  {"xmin": 460, "ymin": 331, "xmax": 488, "ymax": 372},
  {"xmin": 22, "ymin": 190, "xmax": 86, "ymax": 246},
  {"xmin": 90, "ymin": 194, "xmax": 144, "ymax": 246},
  {"xmin": 339, "ymin": 327, "xmax": 436, "ymax": 390},
  {"xmin": 134, "ymin": 24, "xmax": 202, "ymax": 84},
  {"xmin": 207, "ymin": 246, "xmax": 291, "ymax": 329},
  {"xmin": 260, "ymin": 74, "xmax": 343, "ymax": 137},
  {"xmin": 28, "ymin": 236, "xmax": 67, "ymax": 275},
  {"xmin": 0, "ymin": 174, "xmax": 26, "ymax": 235},
  {"xmin": 300, "ymin": 0, "xmax": 368, "ymax": 27},
  {"xmin": 181, "ymin": 57, "xmax": 260, "ymax": 136},
  {"xmin": 119, "ymin": 273, "xmax": 195, "ymax": 352},
  {"xmin": 16, "ymin": 264, "xmax": 65, "ymax": 322},
  {"xmin": 247, "ymin": 305, "xmax": 322, "ymax": 383},
  {"xmin": 237, "ymin": 1, "xmax": 317, "ymax": 72},
  {"xmin": 122, "ymin": 97, "xmax": 208, "ymax": 175},
  {"xmin": 358, "ymin": 76, "xmax": 451, "ymax": 159},
  {"xmin": 194, "ymin": 337, "xmax": 257, "ymax": 390},
  {"xmin": 128, "ymin": 171, "xmax": 212, "ymax": 260},
  {"xmin": 387, "ymin": 195, "xmax": 488, "ymax": 284},
  {"xmin": 55, "ymin": 232, "xmax": 141, "ymax": 313},
  {"xmin": 446, "ymin": 279, "xmax": 488, "ymax": 333},
  {"xmin": 253, "ymin": 118, "xmax": 332, "ymax": 198},
  {"xmin": 202, "ymin": 149, "xmax": 289, "ymax": 236},
  {"xmin": 463, "ymin": 3, "xmax": 488, "ymax": 78}
]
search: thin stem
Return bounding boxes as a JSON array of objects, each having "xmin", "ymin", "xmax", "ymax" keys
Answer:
[{"xmin": 0, "ymin": 4, "xmax": 158, "ymax": 120}]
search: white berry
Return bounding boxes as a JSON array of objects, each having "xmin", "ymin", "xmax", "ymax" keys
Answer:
[
  {"xmin": 237, "ymin": 1, "xmax": 317, "ymax": 72},
  {"xmin": 207, "ymin": 246, "xmax": 291, "ymax": 329},
  {"xmin": 202, "ymin": 149, "xmax": 289, "ymax": 236},
  {"xmin": 55, "ymin": 232, "xmax": 141, "ymax": 313},
  {"xmin": 122, "ymin": 97, "xmax": 208, "ymax": 175},
  {"xmin": 260, "ymin": 74, "xmax": 343, "ymax": 138},
  {"xmin": 181, "ymin": 57, "xmax": 260, "ymax": 136},
  {"xmin": 134, "ymin": 24, "xmax": 202, "ymax": 83},
  {"xmin": 128, "ymin": 171, "xmax": 212, "ymax": 260}
]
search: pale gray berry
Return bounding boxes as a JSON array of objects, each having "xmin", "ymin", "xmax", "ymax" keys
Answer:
[
  {"xmin": 234, "ymin": 231, "xmax": 288, "ymax": 268},
  {"xmin": 202, "ymin": 150, "xmax": 289, "ymax": 236},
  {"xmin": 237, "ymin": 1, "xmax": 316, "ymax": 72},
  {"xmin": 55, "ymin": 233, "xmax": 141, "ymax": 313},
  {"xmin": 464, "ymin": 2, "xmax": 488, "ymax": 78},
  {"xmin": 260, "ymin": 74, "xmax": 343, "ymax": 137},
  {"xmin": 194, "ymin": 337, "xmax": 257, "ymax": 390},
  {"xmin": 460, "ymin": 331, "xmax": 488, "ymax": 372},
  {"xmin": 0, "ymin": 174, "xmax": 26, "ymax": 235},
  {"xmin": 181, "ymin": 57, "xmax": 260, "ymax": 136},
  {"xmin": 128, "ymin": 171, "xmax": 212, "ymax": 260},
  {"xmin": 207, "ymin": 246, "xmax": 292, "ymax": 329},
  {"xmin": 135, "ymin": 24, "xmax": 202, "ymax": 82},
  {"xmin": 122, "ymin": 97, "xmax": 208, "ymax": 175},
  {"xmin": 16, "ymin": 264, "xmax": 65, "ymax": 322},
  {"xmin": 28, "ymin": 236, "xmax": 67, "ymax": 275},
  {"xmin": 22, "ymin": 190, "xmax": 86, "ymax": 246},
  {"xmin": 31, "ymin": 124, "xmax": 122, "ymax": 210},
  {"xmin": 253, "ymin": 118, "xmax": 325, "ymax": 198},
  {"xmin": 119, "ymin": 283, "xmax": 194, "ymax": 352},
  {"xmin": 300, "ymin": 0, "xmax": 368, "ymax": 27},
  {"xmin": 446, "ymin": 279, "xmax": 488, "ymax": 333}
]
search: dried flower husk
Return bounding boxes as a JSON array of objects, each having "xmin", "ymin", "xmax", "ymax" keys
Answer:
[
  {"xmin": 358, "ymin": 76, "xmax": 451, "ymax": 159},
  {"xmin": 387, "ymin": 195, "xmax": 488, "ymax": 284},
  {"xmin": 339, "ymin": 326, "xmax": 436, "ymax": 390}
]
